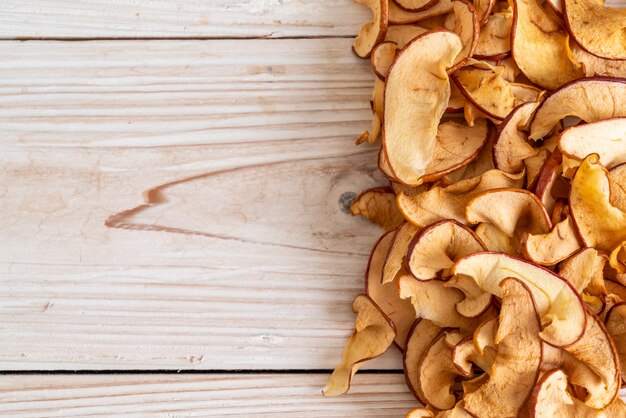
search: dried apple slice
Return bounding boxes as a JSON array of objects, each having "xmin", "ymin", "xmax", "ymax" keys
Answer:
[
  {"xmin": 446, "ymin": 0, "xmax": 480, "ymax": 72},
  {"xmin": 442, "ymin": 130, "xmax": 497, "ymax": 184},
  {"xmin": 398, "ymin": 169, "xmax": 524, "ymax": 226},
  {"xmin": 533, "ymin": 149, "xmax": 567, "ymax": 216},
  {"xmin": 474, "ymin": 10, "xmax": 512, "ymax": 59},
  {"xmin": 353, "ymin": 0, "xmax": 389, "ymax": 58},
  {"xmin": 398, "ymin": 274, "xmax": 494, "ymax": 329},
  {"xmin": 511, "ymin": 0, "xmax": 583, "ymax": 90},
  {"xmin": 563, "ymin": 0, "xmax": 626, "ymax": 60},
  {"xmin": 395, "ymin": 0, "xmax": 439, "ymax": 12},
  {"xmin": 350, "ymin": 187, "xmax": 405, "ymax": 231},
  {"xmin": 463, "ymin": 278, "xmax": 543, "ymax": 416},
  {"xmin": 529, "ymin": 78, "xmax": 626, "ymax": 140},
  {"xmin": 366, "ymin": 232, "xmax": 417, "ymax": 348},
  {"xmin": 445, "ymin": 274, "xmax": 494, "ymax": 317},
  {"xmin": 559, "ymin": 248, "xmax": 607, "ymax": 295},
  {"xmin": 605, "ymin": 302, "xmax": 626, "ymax": 384},
  {"xmin": 452, "ymin": 67, "xmax": 517, "ymax": 120},
  {"xmin": 559, "ymin": 118, "xmax": 626, "ymax": 174},
  {"xmin": 570, "ymin": 154, "xmax": 626, "ymax": 252},
  {"xmin": 382, "ymin": 222, "xmax": 421, "ymax": 284},
  {"xmin": 571, "ymin": 42, "xmax": 626, "ymax": 78},
  {"xmin": 521, "ymin": 215, "xmax": 581, "ymax": 266},
  {"xmin": 358, "ymin": 78, "xmax": 385, "ymax": 144},
  {"xmin": 492, "ymin": 101, "xmax": 539, "ymax": 173},
  {"xmin": 609, "ymin": 163, "xmax": 626, "ymax": 212},
  {"xmin": 371, "ymin": 41, "xmax": 398, "ymax": 80},
  {"xmin": 323, "ymin": 294, "xmax": 396, "ymax": 396},
  {"xmin": 466, "ymin": 188, "xmax": 552, "ymax": 237},
  {"xmin": 407, "ymin": 219, "xmax": 486, "ymax": 281},
  {"xmin": 404, "ymin": 319, "xmax": 443, "ymax": 402},
  {"xmin": 447, "ymin": 81, "xmax": 467, "ymax": 114},
  {"xmin": 383, "ymin": 30, "xmax": 462, "ymax": 185},
  {"xmin": 525, "ymin": 148, "xmax": 552, "ymax": 190},
  {"xmin": 474, "ymin": 222, "xmax": 518, "ymax": 254},
  {"xmin": 389, "ymin": 0, "xmax": 455, "ymax": 24},
  {"xmin": 609, "ymin": 241, "xmax": 626, "ymax": 275},
  {"xmin": 452, "ymin": 336, "xmax": 496, "ymax": 375},
  {"xmin": 453, "ymin": 252, "xmax": 586, "ymax": 347},
  {"xmin": 473, "ymin": 316, "xmax": 498, "ymax": 356},
  {"xmin": 385, "ymin": 24, "xmax": 430, "ymax": 45},
  {"xmin": 475, "ymin": 0, "xmax": 496, "ymax": 25}
]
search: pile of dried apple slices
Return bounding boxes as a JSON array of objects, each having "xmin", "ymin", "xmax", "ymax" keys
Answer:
[{"xmin": 323, "ymin": 0, "xmax": 626, "ymax": 416}]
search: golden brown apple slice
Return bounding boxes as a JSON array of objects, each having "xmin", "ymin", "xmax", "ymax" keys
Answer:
[
  {"xmin": 559, "ymin": 248, "xmax": 607, "ymax": 295},
  {"xmin": 383, "ymin": 30, "xmax": 462, "ymax": 185},
  {"xmin": 521, "ymin": 215, "xmax": 581, "ymax": 266},
  {"xmin": 385, "ymin": 24, "xmax": 430, "ymax": 45},
  {"xmin": 350, "ymin": 187, "xmax": 405, "ymax": 231},
  {"xmin": 474, "ymin": 222, "xmax": 518, "ymax": 254},
  {"xmin": 510, "ymin": 0, "xmax": 583, "ymax": 90},
  {"xmin": 452, "ymin": 336, "xmax": 496, "ymax": 375},
  {"xmin": 559, "ymin": 118, "xmax": 626, "ymax": 174},
  {"xmin": 525, "ymin": 148, "xmax": 552, "ymax": 190},
  {"xmin": 446, "ymin": 0, "xmax": 480, "ymax": 72},
  {"xmin": 466, "ymin": 188, "xmax": 552, "ymax": 237},
  {"xmin": 398, "ymin": 169, "xmax": 524, "ymax": 226},
  {"xmin": 418, "ymin": 331, "xmax": 465, "ymax": 410},
  {"xmin": 382, "ymin": 222, "xmax": 421, "ymax": 284},
  {"xmin": 474, "ymin": 10, "xmax": 512, "ymax": 59},
  {"xmin": 396, "ymin": 0, "xmax": 440, "ymax": 12},
  {"xmin": 563, "ymin": 0, "xmax": 626, "ymax": 60},
  {"xmin": 358, "ymin": 78, "xmax": 386, "ymax": 145},
  {"xmin": 570, "ymin": 154, "xmax": 626, "ymax": 252},
  {"xmin": 529, "ymin": 78, "xmax": 626, "ymax": 140},
  {"xmin": 475, "ymin": 0, "xmax": 496, "ymax": 25},
  {"xmin": 323, "ymin": 294, "xmax": 396, "ymax": 396},
  {"xmin": 407, "ymin": 219, "xmax": 486, "ymax": 281},
  {"xmin": 404, "ymin": 319, "xmax": 443, "ymax": 402},
  {"xmin": 473, "ymin": 316, "xmax": 497, "ymax": 356},
  {"xmin": 371, "ymin": 41, "xmax": 398, "ymax": 80},
  {"xmin": 398, "ymin": 274, "xmax": 495, "ymax": 329},
  {"xmin": 463, "ymin": 278, "xmax": 543, "ymax": 416},
  {"xmin": 453, "ymin": 252, "xmax": 586, "ymax": 346},
  {"xmin": 447, "ymin": 81, "xmax": 467, "ymax": 113},
  {"xmin": 366, "ymin": 232, "xmax": 417, "ymax": 348},
  {"xmin": 389, "ymin": 0, "xmax": 454, "ymax": 24},
  {"xmin": 609, "ymin": 163, "xmax": 626, "ymax": 212},
  {"xmin": 353, "ymin": 0, "xmax": 389, "ymax": 58},
  {"xmin": 571, "ymin": 42, "xmax": 626, "ymax": 78},
  {"xmin": 442, "ymin": 129, "xmax": 497, "ymax": 184},
  {"xmin": 609, "ymin": 241, "xmax": 626, "ymax": 275},
  {"xmin": 493, "ymin": 101, "xmax": 539, "ymax": 173},
  {"xmin": 605, "ymin": 302, "xmax": 626, "ymax": 384},
  {"xmin": 445, "ymin": 274, "xmax": 494, "ymax": 317},
  {"xmin": 533, "ymin": 149, "xmax": 566, "ymax": 216},
  {"xmin": 452, "ymin": 66, "xmax": 517, "ymax": 119}
]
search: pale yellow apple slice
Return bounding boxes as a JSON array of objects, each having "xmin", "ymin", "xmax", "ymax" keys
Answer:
[
  {"xmin": 382, "ymin": 222, "xmax": 421, "ymax": 284},
  {"xmin": 452, "ymin": 66, "xmax": 517, "ymax": 119},
  {"xmin": 475, "ymin": 222, "xmax": 518, "ymax": 254},
  {"xmin": 493, "ymin": 101, "xmax": 540, "ymax": 173},
  {"xmin": 521, "ymin": 215, "xmax": 581, "ymax": 266},
  {"xmin": 570, "ymin": 41, "xmax": 626, "ymax": 78},
  {"xmin": 389, "ymin": 0, "xmax": 454, "ymax": 24},
  {"xmin": 474, "ymin": 10, "xmax": 512, "ymax": 59},
  {"xmin": 403, "ymin": 319, "xmax": 442, "ymax": 402},
  {"xmin": 371, "ymin": 41, "xmax": 398, "ymax": 80},
  {"xmin": 452, "ymin": 252, "xmax": 586, "ymax": 347},
  {"xmin": 353, "ymin": 0, "xmax": 389, "ymax": 58},
  {"xmin": 383, "ymin": 30, "xmax": 462, "ymax": 185},
  {"xmin": 529, "ymin": 78, "xmax": 626, "ymax": 140},
  {"xmin": 446, "ymin": 0, "xmax": 480, "ymax": 72},
  {"xmin": 323, "ymin": 294, "xmax": 396, "ymax": 396},
  {"xmin": 559, "ymin": 248, "xmax": 607, "ymax": 295},
  {"xmin": 350, "ymin": 187, "xmax": 405, "ymax": 231}
]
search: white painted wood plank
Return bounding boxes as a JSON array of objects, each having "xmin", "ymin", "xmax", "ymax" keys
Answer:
[
  {"xmin": 0, "ymin": 0, "xmax": 368, "ymax": 39},
  {"xmin": 0, "ymin": 38, "xmax": 403, "ymax": 370},
  {"xmin": 0, "ymin": 373, "xmax": 417, "ymax": 417}
]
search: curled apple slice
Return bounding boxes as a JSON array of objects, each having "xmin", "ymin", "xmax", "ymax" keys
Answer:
[
  {"xmin": 463, "ymin": 278, "xmax": 543, "ymax": 416},
  {"xmin": 382, "ymin": 222, "xmax": 421, "ymax": 284},
  {"xmin": 493, "ymin": 101, "xmax": 539, "ymax": 174},
  {"xmin": 398, "ymin": 169, "xmax": 524, "ymax": 226},
  {"xmin": 609, "ymin": 163, "xmax": 626, "ymax": 212},
  {"xmin": 446, "ymin": 0, "xmax": 480, "ymax": 72},
  {"xmin": 533, "ymin": 149, "xmax": 566, "ymax": 216},
  {"xmin": 389, "ymin": 0, "xmax": 454, "ymax": 24},
  {"xmin": 521, "ymin": 215, "xmax": 581, "ymax": 266},
  {"xmin": 475, "ymin": 0, "xmax": 496, "ymax": 24},
  {"xmin": 466, "ymin": 188, "xmax": 552, "ymax": 237},
  {"xmin": 350, "ymin": 187, "xmax": 405, "ymax": 231},
  {"xmin": 353, "ymin": 0, "xmax": 389, "ymax": 58},
  {"xmin": 452, "ymin": 67, "xmax": 517, "ymax": 120},
  {"xmin": 452, "ymin": 336, "xmax": 496, "ymax": 375},
  {"xmin": 571, "ymin": 42, "xmax": 626, "ymax": 78},
  {"xmin": 385, "ymin": 24, "xmax": 430, "ymax": 45},
  {"xmin": 407, "ymin": 219, "xmax": 486, "ymax": 281},
  {"xmin": 609, "ymin": 242, "xmax": 626, "ymax": 275},
  {"xmin": 358, "ymin": 78, "xmax": 385, "ymax": 145},
  {"xmin": 475, "ymin": 222, "xmax": 518, "ymax": 254},
  {"xmin": 559, "ymin": 117, "xmax": 626, "ymax": 174},
  {"xmin": 395, "ymin": 0, "xmax": 439, "ymax": 12},
  {"xmin": 605, "ymin": 303, "xmax": 626, "ymax": 385},
  {"xmin": 323, "ymin": 294, "xmax": 396, "ymax": 396},
  {"xmin": 563, "ymin": 0, "xmax": 626, "ymax": 60},
  {"xmin": 383, "ymin": 30, "xmax": 462, "ymax": 185},
  {"xmin": 366, "ymin": 232, "xmax": 417, "ymax": 348},
  {"xmin": 474, "ymin": 10, "xmax": 512, "ymax": 59},
  {"xmin": 559, "ymin": 248, "xmax": 607, "ymax": 295},
  {"xmin": 452, "ymin": 252, "xmax": 586, "ymax": 347},
  {"xmin": 371, "ymin": 41, "xmax": 398, "ymax": 80},
  {"xmin": 529, "ymin": 78, "xmax": 626, "ymax": 140},
  {"xmin": 570, "ymin": 154, "xmax": 626, "ymax": 252},
  {"xmin": 511, "ymin": 0, "xmax": 583, "ymax": 90},
  {"xmin": 445, "ymin": 274, "xmax": 494, "ymax": 317},
  {"xmin": 404, "ymin": 319, "xmax": 443, "ymax": 402},
  {"xmin": 418, "ymin": 332, "xmax": 464, "ymax": 410}
]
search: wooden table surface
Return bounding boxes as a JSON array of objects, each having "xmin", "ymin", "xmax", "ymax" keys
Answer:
[
  {"xmin": 0, "ymin": 1, "xmax": 416, "ymax": 416},
  {"xmin": 2, "ymin": 1, "xmax": 625, "ymax": 416}
]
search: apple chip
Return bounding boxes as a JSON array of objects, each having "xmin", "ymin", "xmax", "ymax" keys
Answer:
[
  {"xmin": 446, "ymin": 0, "xmax": 480, "ymax": 72},
  {"xmin": 521, "ymin": 215, "xmax": 581, "ymax": 266},
  {"xmin": 559, "ymin": 117, "xmax": 626, "ymax": 174},
  {"xmin": 407, "ymin": 219, "xmax": 486, "ymax": 281},
  {"xmin": 570, "ymin": 154, "xmax": 626, "ymax": 252},
  {"xmin": 445, "ymin": 274, "xmax": 494, "ymax": 317},
  {"xmin": 605, "ymin": 302, "xmax": 626, "ymax": 384},
  {"xmin": 571, "ymin": 42, "xmax": 626, "ymax": 78},
  {"xmin": 366, "ymin": 232, "xmax": 417, "ymax": 348},
  {"xmin": 493, "ymin": 101, "xmax": 539, "ymax": 173},
  {"xmin": 442, "ymin": 130, "xmax": 496, "ymax": 184},
  {"xmin": 395, "ymin": 0, "xmax": 439, "ymax": 12},
  {"xmin": 609, "ymin": 241, "xmax": 626, "ymax": 275},
  {"xmin": 559, "ymin": 248, "xmax": 607, "ymax": 295},
  {"xmin": 398, "ymin": 169, "xmax": 524, "ymax": 226},
  {"xmin": 419, "ymin": 331, "xmax": 464, "ymax": 410},
  {"xmin": 385, "ymin": 24, "xmax": 430, "ymax": 45},
  {"xmin": 463, "ymin": 278, "xmax": 543, "ymax": 416},
  {"xmin": 466, "ymin": 188, "xmax": 552, "ymax": 237},
  {"xmin": 350, "ymin": 187, "xmax": 405, "ymax": 231},
  {"xmin": 323, "ymin": 294, "xmax": 396, "ymax": 396},
  {"xmin": 389, "ymin": 0, "xmax": 455, "ymax": 24},
  {"xmin": 453, "ymin": 252, "xmax": 586, "ymax": 347},
  {"xmin": 382, "ymin": 222, "xmax": 421, "ymax": 284},
  {"xmin": 447, "ymin": 81, "xmax": 466, "ymax": 113},
  {"xmin": 404, "ymin": 319, "xmax": 443, "ymax": 402},
  {"xmin": 533, "ymin": 149, "xmax": 567, "ymax": 216},
  {"xmin": 353, "ymin": 0, "xmax": 389, "ymax": 58},
  {"xmin": 371, "ymin": 41, "xmax": 398, "ymax": 80},
  {"xmin": 475, "ymin": 0, "xmax": 496, "ymax": 25},
  {"xmin": 525, "ymin": 148, "xmax": 552, "ymax": 189},
  {"xmin": 452, "ymin": 336, "xmax": 496, "ymax": 375},
  {"xmin": 474, "ymin": 10, "xmax": 512, "ymax": 59},
  {"xmin": 475, "ymin": 222, "xmax": 518, "ymax": 254},
  {"xmin": 383, "ymin": 30, "xmax": 462, "ymax": 185},
  {"xmin": 609, "ymin": 163, "xmax": 626, "ymax": 212},
  {"xmin": 511, "ymin": 0, "xmax": 583, "ymax": 90},
  {"xmin": 529, "ymin": 78, "xmax": 626, "ymax": 140},
  {"xmin": 452, "ymin": 67, "xmax": 517, "ymax": 119},
  {"xmin": 563, "ymin": 0, "xmax": 626, "ymax": 60},
  {"xmin": 358, "ymin": 77, "xmax": 386, "ymax": 144}
]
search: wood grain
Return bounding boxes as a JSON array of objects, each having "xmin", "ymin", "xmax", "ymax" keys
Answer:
[
  {"xmin": 0, "ymin": 373, "xmax": 417, "ymax": 417},
  {"xmin": 0, "ymin": 38, "xmax": 405, "ymax": 370},
  {"xmin": 0, "ymin": 0, "xmax": 368, "ymax": 39}
]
